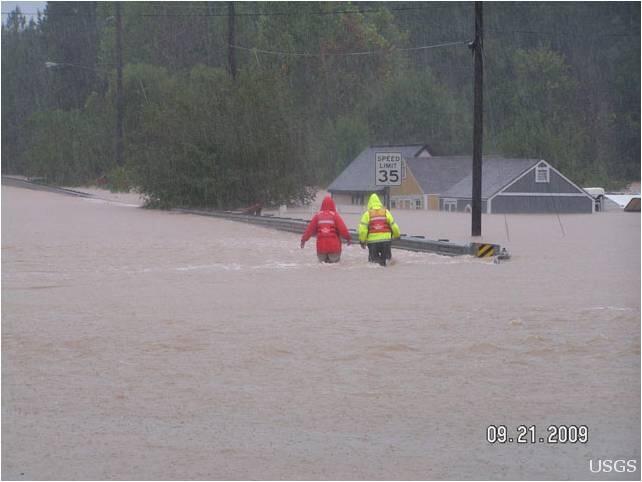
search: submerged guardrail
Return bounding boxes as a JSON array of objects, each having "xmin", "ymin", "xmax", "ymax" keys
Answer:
[
  {"xmin": 2, "ymin": 176, "xmax": 509, "ymax": 260},
  {"xmin": 2, "ymin": 175, "xmax": 94, "ymax": 198},
  {"xmin": 173, "ymin": 207, "xmax": 511, "ymax": 260}
]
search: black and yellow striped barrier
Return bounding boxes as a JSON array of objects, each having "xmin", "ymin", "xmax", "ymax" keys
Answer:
[{"xmin": 474, "ymin": 243, "xmax": 496, "ymax": 258}]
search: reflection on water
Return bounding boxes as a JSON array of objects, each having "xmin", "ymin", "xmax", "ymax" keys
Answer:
[{"xmin": 2, "ymin": 186, "xmax": 640, "ymax": 480}]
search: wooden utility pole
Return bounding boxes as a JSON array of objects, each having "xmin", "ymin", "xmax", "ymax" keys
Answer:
[
  {"xmin": 207, "ymin": 2, "xmax": 214, "ymax": 66},
  {"xmin": 115, "ymin": 2, "xmax": 124, "ymax": 167},
  {"xmin": 471, "ymin": 1, "xmax": 483, "ymax": 237},
  {"xmin": 228, "ymin": 2, "xmax": 237, "ymax": 80}
]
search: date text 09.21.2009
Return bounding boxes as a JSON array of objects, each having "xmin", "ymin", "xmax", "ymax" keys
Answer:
[{"xmin": 486, "ymin": 425, "xmax": 588, "ymax": 444}]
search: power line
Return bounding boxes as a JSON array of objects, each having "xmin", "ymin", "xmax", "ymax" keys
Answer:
[{"xmin": 230, "ymin": 40, "xmax": 468, "ymax": 58}]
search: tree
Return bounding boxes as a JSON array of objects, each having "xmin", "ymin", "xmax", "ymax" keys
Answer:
[
  {"xmin": 40, "ymin": 2, "xmax": 100, "ymax": 110},
  {"xmin": 1, "ymin": 7, "xmax": 48, "ymax": 173},
  {"xmin": 2, "ymin": 1, "xmax": 638, "ymax": 194},
  {"xmin": 123, "ymin": 64, "xmax": 313, "ymax": 208},
  {"xmin": 23, "ymin": 107, "xmax": 110, "ymax": 184},
  {"xmin": 494, "ymin": 47, "xmax": 593, "ymax": 181},
  {"xmin": 368, "ymin": 69, "xmax": 470, "ymax": 154}
]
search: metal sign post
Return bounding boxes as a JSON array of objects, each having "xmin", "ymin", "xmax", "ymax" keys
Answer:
[{"xmin": 375, "ymin": 152, "xmax": 402, "ymax": 209}]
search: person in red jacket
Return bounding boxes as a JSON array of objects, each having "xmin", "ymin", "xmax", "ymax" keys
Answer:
[{"xmin": 300, "ymin": 195, "xmax": 352, "ymax": 263}]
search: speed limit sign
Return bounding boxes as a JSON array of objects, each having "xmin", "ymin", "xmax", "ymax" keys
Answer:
[{"xmin": 375, "ymin": 152, "xmax": 402, "ymax": 186}]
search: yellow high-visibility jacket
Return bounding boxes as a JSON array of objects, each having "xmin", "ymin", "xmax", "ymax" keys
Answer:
[{"xmin": 358, "ymin": 193, "xmax": 401, "ymax": 244}]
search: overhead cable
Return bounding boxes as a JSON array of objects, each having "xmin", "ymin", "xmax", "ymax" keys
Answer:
[{"xmin": 230, "ymin": 40, "xmax": 469, "ymax": 58}]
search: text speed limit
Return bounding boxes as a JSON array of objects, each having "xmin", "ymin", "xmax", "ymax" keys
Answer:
[{"xmin": 375, "ymin": 152, "xmax": 402, "ymax": 186}]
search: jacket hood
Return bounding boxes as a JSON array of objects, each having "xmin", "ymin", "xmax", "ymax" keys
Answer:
[
  {"xmin": 367, "ymin": 193, "xmax": 383, "ymax": 210},
  {"xmin": 321, "ymin": 195, "xmax": 337, "ymax": 212}
]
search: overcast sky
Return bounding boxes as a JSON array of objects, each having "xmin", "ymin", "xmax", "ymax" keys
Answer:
[{"xmin": 1, "ymin": 1, "xmax": 47, "ymax": 24}]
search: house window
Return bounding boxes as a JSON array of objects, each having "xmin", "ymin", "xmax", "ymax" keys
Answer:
[
  {"xmin": 415, "ymin": 199, "xmax": 421, "ymax": 209},
  {"xmin": 351, "ymin": 193, "xmax": 364, "ymax": 205},
  {"xmin": 391, "ymin": 200, "xmax": 396, "ymax": 208},
  {"xmin": 535, "ymin": 164, "xmax": 550, "ymax": 183}
]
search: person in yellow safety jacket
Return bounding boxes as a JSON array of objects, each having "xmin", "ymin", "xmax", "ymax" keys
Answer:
[{"xmin": 358, "ymin": 193, "xmax": 401, "ymax": 266}]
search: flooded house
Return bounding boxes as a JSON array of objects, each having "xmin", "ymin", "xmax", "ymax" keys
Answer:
[{"xmin": 328, "ymin": 144, "xmax": 595, "ymax": 213}]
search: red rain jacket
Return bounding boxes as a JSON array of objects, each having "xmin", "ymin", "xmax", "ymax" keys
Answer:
[{"xmin": 301, "ymin": 196, "xmax": 352, "ymax": 254}]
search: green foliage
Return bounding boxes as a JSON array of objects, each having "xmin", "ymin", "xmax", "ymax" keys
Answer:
[
  {"xmin": 123, "ymin": 64, "xmax": 313, "ymax": 208},
  {"xmin": 368, "ymin": 69, "xmax": 471, "ymax": 154},
  {"xmin": 2, "ymin": 1, "xmax": 639, "ymax": 206},
  {"xmin": 334, "ymin": 115, "xmax": 371, "ymax": 176},
  {"xmin": 105, "ymin": 165, "xmax": 132, "ymax": 192},
  {"xmin": 496, "ymin": 48, "xmax": 589, "ymax": 174},
  {"xmin": 41, "ymin": 1, "xmax": 100, "ymax": 110},
  {"xmin": 1, "ymin": 8, "xmax": 48, "ymax": 173},
  {"xmin": 23, "ymin": 108, "xmax": 111, "ymax": 185}
]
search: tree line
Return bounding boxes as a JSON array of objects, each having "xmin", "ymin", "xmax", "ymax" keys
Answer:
[{"xmin": 2, "ymin": 1, "xmax": 639, "ymax": 208}]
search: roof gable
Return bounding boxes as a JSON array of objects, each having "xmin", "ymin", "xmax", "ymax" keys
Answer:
[
  {"xmin": 329, "ymin": 150, "xmax": 547, "ymax": 199},
  {"xmin": 327, "ymin": 144, "xmax": 431, "ymax": 192},
  {"xmin": 497, "ymin": 160, "xmax": 593, "ymax": 197},
  {"xmin": 441, "ymin": 158, "xmax": 540, "ymax": 198}
]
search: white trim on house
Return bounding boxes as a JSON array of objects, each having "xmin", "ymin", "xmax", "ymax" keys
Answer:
[
  {"xmin": 486, "ymin": 163, "xmax": 541, "ymax": 202},
  {"xmin": 487, "ymin": 160, "xmax": 594, "ymax": 204},
  {"xmin": 545, "ymin": 162, "xmax": 596, "ymax": 199}
]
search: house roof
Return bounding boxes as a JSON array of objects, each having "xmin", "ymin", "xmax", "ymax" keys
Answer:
[
  {"xmin": 327, "ymin": 144, "xmax": 430, "ymax": 192},
  {"xmin": 328, "ymin": 148, "xmax": 541, "ymax": 199},
  {"xmin": 441, "ymin": 157, "xmax": 540, "ymax": 198},
  {"xmin": 405, "ymin": 156, "xmax": 473, "ymax": 195}
]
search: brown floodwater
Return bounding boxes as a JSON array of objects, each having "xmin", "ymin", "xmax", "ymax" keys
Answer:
[{"xmin": 2, "ymin": 186, "xmax": 640, "ymax": 480}]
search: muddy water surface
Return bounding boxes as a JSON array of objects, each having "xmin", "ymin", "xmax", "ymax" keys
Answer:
[{"xmin": 2, "ymin": 186, "xmax": 640, "ymax": 479}]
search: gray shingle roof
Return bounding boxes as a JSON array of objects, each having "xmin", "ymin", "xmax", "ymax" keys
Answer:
[
  {"xmin": 441, "ymin": 158, "xmax": 540, "ymax": 198},
  {"xmin": 327, "ymin": 144, "xmax": 430, "ymax": 192},
  {"xmin": 328, "ymin": 148, "xmax": 540, "ymax": 200},
  {"xmin": 406, "ymin": 156, "xmax": 472, "ymax": 195}
]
